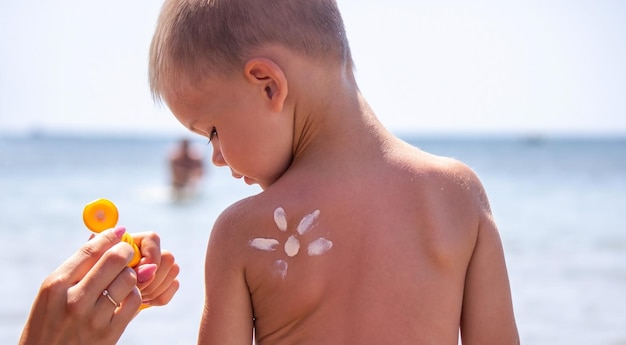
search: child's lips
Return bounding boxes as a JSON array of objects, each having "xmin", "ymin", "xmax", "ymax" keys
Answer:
[{"xmin": 231, "ymin": 171, "xmax": 255, "ymax": 185}]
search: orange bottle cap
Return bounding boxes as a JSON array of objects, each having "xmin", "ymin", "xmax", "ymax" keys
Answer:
[{"xmin": 83, "ymin": 198, "xmax": 119, "ymax": 233}]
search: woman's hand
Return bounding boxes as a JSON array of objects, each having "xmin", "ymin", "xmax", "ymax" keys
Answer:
[{"xmin": 20, "ymin": 227, "xmax": 142, "ymax": 345}]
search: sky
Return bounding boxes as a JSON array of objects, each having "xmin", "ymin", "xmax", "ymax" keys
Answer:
[{"xmin": 1, "ymin": 0, "xmax": 625, "ymax": 137}]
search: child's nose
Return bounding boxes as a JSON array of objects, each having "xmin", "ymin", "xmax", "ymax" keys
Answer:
[{"xmin": 211, "ymin": 144, "xmax": 227, "ymax": 167}]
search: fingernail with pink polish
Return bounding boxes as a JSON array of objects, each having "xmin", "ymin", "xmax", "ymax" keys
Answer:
[
  {"xmin": 137, "ymin": 264, "xmax": 158, "ymax": 283},
  {"xmin": 113, "ymin": 226, "xmax": 126, "ymax": 239}
]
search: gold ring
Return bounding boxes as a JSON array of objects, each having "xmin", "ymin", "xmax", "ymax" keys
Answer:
[{"xmin": 102, "ymin": 289, "xmax": 120, "ymax": 307}]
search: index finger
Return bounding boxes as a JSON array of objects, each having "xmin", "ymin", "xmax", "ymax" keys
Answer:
[{"xmin": 54, "ymin": 226, "xmax": 126, "ymax": 284}]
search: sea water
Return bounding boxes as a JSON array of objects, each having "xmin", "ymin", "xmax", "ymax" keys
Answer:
[{"xmin": 0, "ymin": 134, "xmax": 625, "ymax": 344}]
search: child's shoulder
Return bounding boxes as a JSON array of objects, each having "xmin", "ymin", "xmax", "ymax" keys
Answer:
[
  {"xmin": 210, "ymin": 195, "xmax": 266, "ymax": 237},
  {"xmin": 394, "ymin": 142, "xmax": 480, "ymax": 185},
  {"xmin": 208, "ymin": 193, "xmax": 288, "ymax": 247},
  {"xmin": 201, "ymin": 195, "xmax": 274, "ymax": 272},
  {"xmin": 391, "ymin": 143, "xmax": 488, "ymax": 208},
  {"xmin": 424, "ymin": 152, "xmax": 481, "ymax": 188}
]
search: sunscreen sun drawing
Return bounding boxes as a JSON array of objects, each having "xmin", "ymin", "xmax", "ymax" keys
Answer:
[{"xmin": 249, "ymin": 207, "xmax": 333, "ymax": 279}]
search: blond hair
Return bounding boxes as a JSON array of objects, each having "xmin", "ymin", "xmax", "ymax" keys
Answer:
[{"xmin": 149, "ymin": 0, "xmax": 353, "ymax": 102}]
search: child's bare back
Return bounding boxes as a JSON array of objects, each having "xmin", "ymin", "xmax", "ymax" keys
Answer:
[
  {"xmin": 200, "ymin": 130, "xmax": 517, "ymax": 344},
  {"xmin": 148, "ymin": 0, "xmax": 519, "ymax": 343}
]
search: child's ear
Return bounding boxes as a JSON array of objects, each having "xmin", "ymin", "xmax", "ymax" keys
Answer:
[{"xmin": 243, "ymin": 58, "xmax": 288, "ymax": 113}]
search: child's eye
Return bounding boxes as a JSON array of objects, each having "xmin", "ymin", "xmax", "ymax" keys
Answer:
[{"xmin": 207, "ymin": 128, "xmax": 218, "ymax": 143}]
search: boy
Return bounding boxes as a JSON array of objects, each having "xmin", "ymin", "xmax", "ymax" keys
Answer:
[{"xmin": 149, "ymin": 0, "xmax": 519, "ymax": 344}]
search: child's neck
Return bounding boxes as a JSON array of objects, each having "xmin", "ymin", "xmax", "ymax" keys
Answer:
[
  {"xmin": 290, "ymin": 82, "xmax": 394, "ymax": 173},
  {"xmin": 263, "ymin": 45, "xmax": 396, "ymax": 176}
]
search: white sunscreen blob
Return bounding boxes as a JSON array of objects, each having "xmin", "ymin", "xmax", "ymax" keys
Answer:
[
  {"xmin": 251, "ymin": 207, "xmax": 332, "ymax": 279},
  {"xmin": 274, "ymin": 207, "xmax": 288, "ymax": 231},
  {"xmin": 249, "ymin": 238, "xmax": 279, "ymax": 251},
  {"xmin": 308, "ymin": 238, "xmax": 333, "ymax": 256},
  {"xmin": 284, "ymin": 235, "xmax": 300, "ymax": 257},
  {"xmin": 297, "ymin": 210, "xmax": 320, "ymax": 235},
  {"xmin": 275, "ymin": 260, "xmax": 288, "ymax": 279}
]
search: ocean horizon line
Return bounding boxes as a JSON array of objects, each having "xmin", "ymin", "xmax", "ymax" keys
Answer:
[{"xmin": 2, "ymin": 128, "xmax": 625, "ymax": 143}]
